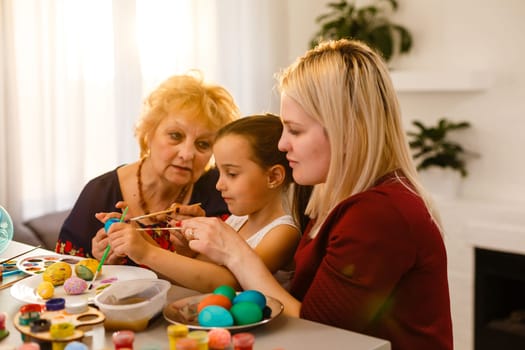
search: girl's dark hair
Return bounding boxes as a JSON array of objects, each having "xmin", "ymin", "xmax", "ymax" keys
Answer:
[
  {"xmin": 216, "ymin": 114, "xmax": 312, "ymax": 232},
  {"xmin": 216, "ymin": 114, "xmax": 293, "ymax": 188}
]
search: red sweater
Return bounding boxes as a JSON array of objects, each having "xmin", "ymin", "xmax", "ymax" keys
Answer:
[{"xmin": 290, "ymin": 175, "xmax": 453, "ymax": 350}]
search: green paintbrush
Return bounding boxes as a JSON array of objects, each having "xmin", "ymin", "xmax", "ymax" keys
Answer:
[{"xmin": 88, "ymin": 207, "xmax": 128, "ymax": 289}]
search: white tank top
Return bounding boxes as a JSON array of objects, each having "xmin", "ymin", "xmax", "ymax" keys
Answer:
[{"xmin": 225, "ymin": 214, "xmax": 298, "ymax": 290}]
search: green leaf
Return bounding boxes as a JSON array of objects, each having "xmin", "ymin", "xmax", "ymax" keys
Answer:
[
  {"xmin": 407, "ymin": 118, "xmax": 476, "ymax": 177},
  {"xmin": 310, "ymin": 0, "xmax": 412, "ymax": 62},
  {"xmin": 392, "ymin": 25, "xmax": 413, "ymax": 53},
  {"xmin": 368, "ymin": 25, "xmax": 394, "ymax": 61}
]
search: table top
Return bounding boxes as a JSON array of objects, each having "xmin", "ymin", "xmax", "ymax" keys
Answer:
[{"xmin": 1, "ymin": 241, "xmax": 390, "ymax": 350}]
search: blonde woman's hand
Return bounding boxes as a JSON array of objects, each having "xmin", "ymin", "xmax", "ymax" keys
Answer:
[{"xmin": 182, "ymin": 217, "xmax": 251, "ymax": 267}]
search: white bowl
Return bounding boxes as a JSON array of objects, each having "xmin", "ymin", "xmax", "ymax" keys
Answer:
[{"xmin": 94, "ymin": 278, "xmax": 170, "ymax": 332}]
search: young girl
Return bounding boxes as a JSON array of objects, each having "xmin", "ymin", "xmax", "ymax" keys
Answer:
[{"xmin": 105, "ymin": 114, "xmax": 300, "ymax": 292}]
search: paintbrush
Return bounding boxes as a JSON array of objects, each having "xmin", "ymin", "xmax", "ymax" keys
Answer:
[
  {"xmin": 0, "ymin": 245, "xmax": 42, "ymax": 265},
  {"xmin": 0, "ymin": 274, "xmax": 31, "ymax": 291},
  {"xmin": 135, "ymin": 227, "xmax": 184, "ymax": 231},
  {"xmin": 88, "ymin": 207, "xmax": 128, "ymax": 290},
  {"xmin": 129, "ymin": 202, "xmax": 202, "ymax": 222}
]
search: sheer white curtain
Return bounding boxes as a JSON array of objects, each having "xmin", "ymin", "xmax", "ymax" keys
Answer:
[{"xmin": 0, "ymin": 0, "xmax": 288, "ymax": 223}]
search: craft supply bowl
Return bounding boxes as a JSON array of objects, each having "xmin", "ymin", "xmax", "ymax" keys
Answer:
[{"xmin": 94, "ymin": 278, "xmax": 170, "ymax": 332}]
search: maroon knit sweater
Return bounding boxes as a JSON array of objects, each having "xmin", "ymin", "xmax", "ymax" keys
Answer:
[{"xmin": 290, "ymin": 175, "xmax": 453, "ymax": 350}]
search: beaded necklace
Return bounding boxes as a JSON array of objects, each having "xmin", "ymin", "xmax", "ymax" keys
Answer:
[{"xmin": 136, "ymin": 157, "xmax": 189, "ymax": 216}]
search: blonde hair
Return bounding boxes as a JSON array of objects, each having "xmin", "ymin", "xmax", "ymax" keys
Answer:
[
  {"xmin": 135, "ymin": 71, "xmax": 240, "ymax": 157},
  {"xmin": 277, "ymin": 39, "xmax": 441, "ymax": 237}
]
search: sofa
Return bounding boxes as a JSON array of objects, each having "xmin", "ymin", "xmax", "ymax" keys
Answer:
[{"xmin": 13, "ymin": 210, "xmax": 70, "ymax": 251}]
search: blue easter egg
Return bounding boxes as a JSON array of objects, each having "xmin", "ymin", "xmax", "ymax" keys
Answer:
[
  {"xmin": 233, "ymin": 290, "xmax": 266, "ymax": 310},
  {"xmin": 104, "ymin": 218, "xmax": 120, "ymax": 233},
  {"xmin": 198, "ymin": 305, "xmax": 234, "ymax": 327}
]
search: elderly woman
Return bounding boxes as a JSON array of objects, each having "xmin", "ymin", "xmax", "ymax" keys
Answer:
[{"xmin": 55, "ymin": 71, "xmax": 240, "ymax": 265}]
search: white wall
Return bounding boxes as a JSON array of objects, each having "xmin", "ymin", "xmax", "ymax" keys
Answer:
[{"xmin": 286, "ymin": 0, "xmax": 525, "ymax": 206}]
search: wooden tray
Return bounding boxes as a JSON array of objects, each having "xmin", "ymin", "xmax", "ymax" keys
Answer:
[{"xmin": 13, "ymin": 305, "xmax": 105, "ymax": 342}]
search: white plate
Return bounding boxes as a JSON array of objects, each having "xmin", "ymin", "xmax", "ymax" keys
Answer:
[
  {"xmin": 16, "ymin": 254, "xmax": 84, "ymax": 275},
  {"xmin": 10, "ymin": 265, "xmax": 157, "ymax": 305},
  {"xmin": 163, "ymin": 293, "xmax": 284, "ymax": 331}
]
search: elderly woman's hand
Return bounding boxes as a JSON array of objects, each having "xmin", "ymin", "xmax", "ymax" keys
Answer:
[
  {"xmin": 165, "ymin": 203, "xmax": 206, "ymax": 222},
  {"xmin": 91, "ymin": 210, "xmax": 129, "ymax": 264},
  {"xmin": 105, "ymin": 222, "xmax": 156, "ymax": 264},
  {"xmin": 91, "ymin": 227, "xmax": 126, "ymax": 265}
]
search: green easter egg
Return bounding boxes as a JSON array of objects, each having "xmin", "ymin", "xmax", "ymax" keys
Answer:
[
  {"xmin": 74, "ymin": 265, "xmax": 94, "ymax": 280},
  {"xmin": 230, "ymin": 301, "xmax": 263, "ymax": 325},
  {"xmin": 74, "ymin": 258, "xmax": 99, "ymax": 280},
  {"xmin": 213, "ymin": 285, "xmax": 237, "ymax": 301}
]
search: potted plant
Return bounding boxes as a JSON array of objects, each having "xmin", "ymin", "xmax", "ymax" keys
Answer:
[
  {"xmin": 407, "ymin": 118, "xmax": 478, "ymax": 198},
  {"xmin": 310, "ymin": 0, "xmax": 413, "ymax": 62}
]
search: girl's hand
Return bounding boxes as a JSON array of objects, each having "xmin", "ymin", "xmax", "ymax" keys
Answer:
[{"xmin": 169, "ymin": 229, "xmax": 198, "ymax": 258}]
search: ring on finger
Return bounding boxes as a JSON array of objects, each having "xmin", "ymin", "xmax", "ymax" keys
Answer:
[{"xmin": 186, "ymin": 228, "xmax": 195, "ymax": 240}]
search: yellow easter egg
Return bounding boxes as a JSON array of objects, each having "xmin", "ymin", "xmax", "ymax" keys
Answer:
[
  {"xmin": 75, "ymin": 258, "xmax": 100, "ymax": 280},
  {"xmin": 42, "ymin": 261, "xmax": 72, "ymax": 286},
  {"xmin": 37, "ymin": 281, "xmax": 55, "ymax": 299}
]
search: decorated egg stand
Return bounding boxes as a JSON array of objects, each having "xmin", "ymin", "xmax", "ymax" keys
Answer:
[{"xmin": 13, "ymin": 298, "xmax": 105, "ymax": 350}]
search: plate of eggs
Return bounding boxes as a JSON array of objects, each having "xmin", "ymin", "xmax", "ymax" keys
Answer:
[{"xmin": 163, "ymin": 285, "xmax": 284, "ymax": 331}]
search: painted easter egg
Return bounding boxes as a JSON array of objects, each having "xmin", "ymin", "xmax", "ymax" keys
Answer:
[
  {"xmin": 233, "ymin": 290, "xmax": 266, "ymax": 310},
  {"xmin": 104, "ymin": 218, "xmax": 120, "ymax": 233},
  {"xmin": 42, "ymin": 261, "xmax": 72, "ymax": 286},
  {"xmin": 75, "ymin": 258, "xmax": 100, "ymax": 280},
  {"xmin": 197, "ymin": 294, "xmax": 232, "ymax": 313},
  {"xmin": 36, "ymin": 281, "xmax": 55, "ymax": 299},
  {"xmin": 230, "ymin": 301, "xmax": 263, "ymax": 325},
  {"xmin": 63, "ymin": 276, "xmax": 88, "ymax": 295},
  {"xmin": 198, "ymin": 305, "xmax": 234, "ymax": 327},
  {"xmin": 213, "ymin": 285, "xmax": 236, "ymax": 301}
]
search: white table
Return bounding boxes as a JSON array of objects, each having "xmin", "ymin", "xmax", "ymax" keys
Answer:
[{"xmin": 1, "ymin": 241, "xmax": 390, "ymax": 350}]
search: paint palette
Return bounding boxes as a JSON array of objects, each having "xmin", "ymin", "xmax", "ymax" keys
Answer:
[{"xmin": 16, "ymin": 254, "xmax": 83, "ymax": 275}]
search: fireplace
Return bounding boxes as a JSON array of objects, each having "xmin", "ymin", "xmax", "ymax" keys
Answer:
[{"xmin": 475, "ymin": 247, "xmax": 525, "ymax": 349}]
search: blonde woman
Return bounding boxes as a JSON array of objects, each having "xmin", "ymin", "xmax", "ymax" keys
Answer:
[
  {"xmin": 56, "ymin": 71, "xmax": 240, "ymax": 264},
  {"xmin": 181, "ymin": 40, "xmax": 453, "ymax": 350}
]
